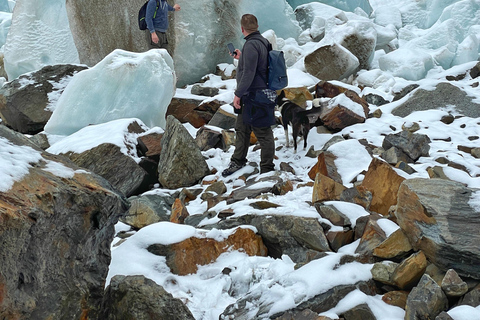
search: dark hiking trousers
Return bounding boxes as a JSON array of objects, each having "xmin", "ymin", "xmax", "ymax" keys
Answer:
[{"xmin": 231, "ymin": 113, "xmax": 275, "ymax": 173}]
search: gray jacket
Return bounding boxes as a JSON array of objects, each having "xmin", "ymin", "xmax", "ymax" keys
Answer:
[{"xmin": 235, "ymin": 31, "xmax": 269, "ymax": 98}]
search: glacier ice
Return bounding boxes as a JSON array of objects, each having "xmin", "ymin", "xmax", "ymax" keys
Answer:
[
  {"xmin": 3, "ymin": 0, "xmax": 79, "ymax": 80},
  {"xmin": 0, "ymin": 12, "xmax": 11, "ymax": 48},
  {"xmin": 287, "ymin": 0, "xmax": 372, "ymax": 15},
  {"xmin": 452, "ymin": 35, "xmax": 480, "ymax": 65},
  {"xmin": 372, "ymin": 6, "xmax": 402, "ymax": 29},
  {"xmin": 378, "ymin": 48, "xmax": 435, "ymax": 81},
  {"xmin": 44, "ymin": 49, "xmax": 175, "ymax": 136},
  {"xmin": 171, "ymin": 0, "xmax": 301, "ymax": 87}
]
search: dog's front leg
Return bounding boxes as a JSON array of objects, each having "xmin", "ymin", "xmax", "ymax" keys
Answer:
[{"xmin": 284, "ymin": 128, "xmax": 290, "ymax": 148}]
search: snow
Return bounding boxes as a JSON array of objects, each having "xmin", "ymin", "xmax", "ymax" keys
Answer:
[{"xmin": 1, "ymin": 0, "xmax": 480, "ymax": 319}]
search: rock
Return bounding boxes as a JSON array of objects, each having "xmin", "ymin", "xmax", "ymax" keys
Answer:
[
  {"xmin": 435, "ymin": 311, "xmax": 455, "ymax": 320},
  {"xmin": 458, "ymin": 283, "xmax": 480, "ymax": 307},
  {"xmin": 158, "ymin": 115, "xmax": 210, "ymax": 189},
  {"xmin": 392, "ymin": 84, "xmax": 419, "ymax": 102},
  {"xmin": 312, "ymin": 172, "xmax": 346, "ymax": 203},
  {"xmin": 337, "ymin": 20, "xmax": 377, "ymax": 70},
  {"xmin": 392, "ymin": 251, "xmax": 428, "ymax": 290},
  {"xmin": 320, "ymin": 94, "xmax": 367, "ymax": 132},
  {"xmin": 382, "ymin": 130, "xmax": 431, "ymax": 162},
  {"xmin": 371, "ymin": 261, "xmax": 399, "ymax": 286},
  {"xmin": 382, "ymin": 146, "xmax": 412, "ymax": 164},
  {"xmin": 304, "ymin": 43, "xmax": 359, "ymax": 81},
  {"xmin": 392, "ymin": 82, "xmax": 480, "ymax": 118},
  {"xmin": 314, "ymin": 203, "xmax": 352, "ymax": 227},
  {"xmin": 272, "ymin": 179, "xmax": 294, "ymax": 196},
  {"xmin": 363, "ymin": 93, "xmax": 389, "ymax": 106},
  {"xmin": 405, "ymin": 274, "xmax": 448, "ymax": 320},
  {"xmin": 138, "ymin": 131, "xmax": 163, "ymax": 159},
  {"xmin": 295, "ymin": 281, "xmax": 377, "ymax": 314},
  {"xmin": 469, "ymin": 61, "xmax": 480, "ymax": 79},
  {"xmin": 66, "ymin": 0, "xmax": 148, "ymax": 66},
  {"xmin": 0, "ymin": 64, "xmax": 87, "ymax": 134},
  {"xmin": 121, "ymin": 194, "xmax": 174, "ymax": 229},
  {"xmin": 166, "ymin": 97, "xmax": 223, "ymax": 128},
  {"xmin": 28, "ymin": 132, "xmax": 50, "ymax": 150},
  {"xmin": 281, "ymin": 87, "xmax": 314, "ymax": 107},
  {"xmin": 279, "ymin": 162, "xmax": 296, "ymax": 174},
  {"xmin": 355, "ymin": 218, "xmax": 387, "ymax": 259},
  {"xmin": 326, "ymin": 229, "xmax": 354, "ymax": 252},
  {"xmin": 0, "ymin": 125, "xmax": 128, "ymax": 319},
  {"xmin": 441, "ymin": 269, "xmax": 468, "ymax": 297},
  {"xmin": 361, "ymin": 158, "xmax": 405, "ymax": 216},
  {"xmin": 308, "ymin": 151, "xmax": 342, "ymax": 183},
  {"xmin": 208, "ymin": 107, "xmax": 237, "ymax": 129},
  {"xmin": 395, "ymin": 178, "xmax": 480, "ymax": 280},
  {"xmin": 226, "ymin": 175, "xmax": 282, "ymax": 204},
  {"xmin": 205, "ymin": 180, "xmax": 227, "ymax": 196},
  {"xmin": 195, "ymin": 126, "xmax": 226, "ymax": 151},
  {"xmin": 373, "ymin": 228, "xmax": 413, "ymax": 260},
  {"xmin": 100, "ymin": 275, "xmax": 195, "ymax": 320},
  {"xmin": 339, "ymin": 186, "xmax": 372, "ymax": 210},
  {"xmin": 342, "ymin": 303, "xmax": 376, "ymax": 320},
  {"xmin": 314, "ymin": 80, "xmax": 349, "ymax": 99},
  {"xmin": 147, "ymin": 227, "xmax": 267, "ymax": 275},
  {"xmin": 170, "ymin": 198, "xmax": 189, "ymax": 224},
  {"xmin": 382, "ymin": 290, "xmax": 409, "ymax": 309},
  {"xmin": 275, "ymin": 309, "xmax": 333, "ymax": 320},
  {"xmin": 209, "ymin": 214, "xmax": 331, "ymax": 263},
  {"xmin": 190, "ymin": 84, "xmax": 219, "ymax": 97}
]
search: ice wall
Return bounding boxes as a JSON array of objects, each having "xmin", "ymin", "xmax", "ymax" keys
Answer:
[
  {"xmin": 287, "ymin": 0, "xmax": 373, "ymax": 15},
  {"xmin": 172, "ymin": 0, "xmax": 301, "ymax": 87},
  {"xmin": 3, "ymin": 0, "xmax": 79, "ymax": 80},
  {"xmin": 44, "ymin": 49, "xmax": 176, "ymax": 136}
]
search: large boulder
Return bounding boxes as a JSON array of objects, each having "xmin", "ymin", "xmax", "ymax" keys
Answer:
[
  {"xmin": 147, "ymin": 227, "xmax": 267, "ymax": 275},
  {"xmin": 100, "ymin": 275, "xmax": 195, "ymax": 320},
  {"xmin": 66, "ymin": 0, "xmax": 148, "ymax": 67},
  {"xmin": 209, "ymin": 214, "xmax": 331, "ymax": 263},
  {"xmin": 304, "ymin": 43, "xmax": 359, "ymax": 81},
  {"xmin": 0, "ymin": 125, "xmax": 128, "ymax": 319},
  {"xmin": 158, "ymin": 115, "xmax": 210, "ymax": 189},
  {"xmin": 0, "ymin": 64, "xmax": 87, "ymax": 134},
  {"xmin": 392, "ymin": 82, "xmax": 480, "ymax": 118},
  {"xmin": 395, "ymin": 178, "xmax": 480, "ymax": 280}
]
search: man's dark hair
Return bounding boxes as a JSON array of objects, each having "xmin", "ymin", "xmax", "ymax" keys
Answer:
[{"xmin": 241, "ymin": 14, "xmax": 258, "ymax": 33}]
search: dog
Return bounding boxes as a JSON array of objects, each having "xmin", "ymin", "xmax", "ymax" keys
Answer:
[{"xmin": 276, "ymin": 90, "xmax": 324, "ymax": 153}]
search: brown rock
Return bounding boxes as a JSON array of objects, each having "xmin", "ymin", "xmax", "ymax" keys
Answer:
[
  {"xmin": 170, "ymin": 198, "xmax": 189, "ymax": 224},
  {"xmin": 314, "ymin": 80, "xmax": 349, "ymax": 98},
  {"xmin": 441, "ymin": 269, "xmax": 468, "ymax": 297},
  {"xmin": 382, "ymin": 291, "xmax": 409, "ymax": 309},
  {"xmin": 361, "ymin": 158, "xmax": 406, "ymax": 216},
  {"xmin": 281, "ymin": 87, "xmax": 314, "ymax": 107},
  {"xmin": 166, "ymin": 98, "xmax": 222, "ymax": 128},
  {"xmin": 355, "ymin": 218, "xmax": 387, "ymax": 258},
  {"xmin": 326, "ymin": 230, "xmax": 354, "ymax": 252},
  {"xmin": 308, "ymin": 151, "xmax": 342, "ymax": 183},
  {"xmin": 312, "ymin": 173, "xmax": 346, "ymax": 203},
  {"xmin": 148, "ymin": 228, "xmax": 268, "ymax": 275},
  {"xmin": 392, "ymin": 251, "xmax": 428, "ymax": 289},
  {"xmin": 373, "ymin": 228, "xmax": 413, "ymax": 260},
  {"xmin": 321, "ymin": 101, "xmax": 366, "ymax": 132},
  {"xmin": 138, "ymin": 131, "xmax": 163, "ymax": 158}
]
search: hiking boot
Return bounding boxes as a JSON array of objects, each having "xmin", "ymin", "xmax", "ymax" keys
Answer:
[{"xmin": 222, "ymin": 162, "xmax": 245, "ymax": 177}]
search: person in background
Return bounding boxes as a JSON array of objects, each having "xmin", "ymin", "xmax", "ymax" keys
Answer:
[
  {"xmin": 222, "ymin": 14, "xmax": 276, "ymax": 177},
  {"xmin": 145, "ymin": 0, "xmax": 180, "ymax": 51}
]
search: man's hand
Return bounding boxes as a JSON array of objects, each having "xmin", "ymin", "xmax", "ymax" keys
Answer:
[
  {"xmin": 173, "ymin": 4, "xmax": 180, "ymax": 10},
  {"xmin": 233, "ymin": 49, "xmax": 241, "ymax": 60},
  {"xmin": 233, "ymin": 95, "xmax": 241, "ymax": 109},
  {"xmin": 151, "ymin": 32, "xmax": 159, "ymax": 44}
]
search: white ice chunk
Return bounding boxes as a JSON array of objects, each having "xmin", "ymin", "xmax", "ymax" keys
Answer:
[
  {"xmin": 379, "ymin": 48, "xmax": 435, "ymax": 81},
  {"xmin": 0, "ymin": 11, "xmax": 11, "ymax": 48},
  {"xmin": 3, "ymin": 0, "xmax": 79, "ymax": 80},
  {"xmin": 44, "ymin": 49, "xmax": 175, "ymax": 136},
  {"xmin": 372, "ymin": 6, "xmax": 402, "ymax": 29},
  {"xmin": 452, "ymin": 34, "xmax": 480, "ymax": 66},
  {"xmin": 288, "ymin": 0, "xmax": 372, "ymax": 15},
  {"xmin": 0, "ymin": 0, "xmax": 10, "ymax": 12}
]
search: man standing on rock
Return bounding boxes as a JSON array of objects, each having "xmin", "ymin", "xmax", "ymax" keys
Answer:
[
  {"xmin": 222, "ymin": 14, "xmax": 276, "ymax": 177},
  {"xmin": 145, "ymin": 0, "xmax": 180, "ymax": 52}
]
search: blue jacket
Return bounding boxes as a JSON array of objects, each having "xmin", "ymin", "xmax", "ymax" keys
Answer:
[{"xmin": 146, "ymin": 0, "xmax": 175, "ymax": 33}]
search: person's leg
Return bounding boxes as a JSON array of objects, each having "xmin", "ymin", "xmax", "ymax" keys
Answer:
[
  {"xmin": 230, "ymin": 113, "xmax": 251, "ymax": 167},
  {"xmin": 252, "ymin": 125, "xmax": 275, "ymax": 173},
  {"xmin": 145, "ymin": 30, "xmax": 169, "ymax": 50}
]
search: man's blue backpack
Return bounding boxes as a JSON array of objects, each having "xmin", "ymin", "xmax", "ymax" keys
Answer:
[
  {"xmin": 138, "ymin": 0, "xmax": 159, "ymax": 30},
  {"xmin": 266, "ymin": 44, "xmax": 288, "ymax": 91}
]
